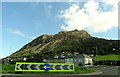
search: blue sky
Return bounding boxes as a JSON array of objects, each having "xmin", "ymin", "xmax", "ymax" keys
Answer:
[{"xmin": 2, "ymin": 1, "xmax": 118, "ymax": 58}]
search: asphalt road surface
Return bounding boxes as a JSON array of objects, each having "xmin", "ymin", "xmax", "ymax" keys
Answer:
[
  {"xmin": 92, "ymin": 66, "xmax": 120, "ymax": 75},
  {"xmin": 1, "ymin": 66, "xmax": 120, "ymax": 77},
  {"xmin": 1, "ymin": 74, "xmax": 120, "ymax": 77}
]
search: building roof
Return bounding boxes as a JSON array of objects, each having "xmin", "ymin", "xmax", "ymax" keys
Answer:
[
  {"xmin": 45, "ymin": 54, "xmax": 92, "ymax": 59},
  {"xmin": 82, "ymin": 54, "xmax": 92, "ymax": 58}
]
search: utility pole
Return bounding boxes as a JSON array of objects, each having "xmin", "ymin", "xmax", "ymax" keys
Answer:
[
  {"xmin": 95, "ymin": 45, "xmax": 98, "ymax": 66},
  {"xmin": 95, "ymin": 45, "xmax": 97, "ymax": 56}
]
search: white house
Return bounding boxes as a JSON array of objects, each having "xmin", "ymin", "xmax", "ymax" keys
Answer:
[{"xmin": 43, "ymin": 54, "xmax": 93, "ymax": 66}]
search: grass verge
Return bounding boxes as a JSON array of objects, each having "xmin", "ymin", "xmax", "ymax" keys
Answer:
[
  {"xmin": 2, "ymin": 64, "xmax": 94, "ymax": 74},
  {"xmin": 2, "ymin": 64, "xmax": 15, "ymax": 73}
]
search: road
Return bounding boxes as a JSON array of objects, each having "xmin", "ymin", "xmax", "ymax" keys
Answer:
[
  {"xmin": 92, "ymin": 66, "xmax": 120, "ymax": 75},
  {"xmin": 1, "ymin": 66, "xmax": 120, "ymax": 77},
  {"xmin": 1, "ymin": 74, "xmax": 120, "ymax": 77}
]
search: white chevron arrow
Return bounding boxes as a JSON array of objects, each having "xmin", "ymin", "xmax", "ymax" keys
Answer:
[
  {"xmin": 36, "ymin": 64, "xmax": 40, "ymax": 70},
  {"xmin": 60, "ymin": 65, "xmax": 64, "ymax": 70},
  {"xmin": 52, "ymin": 65, "xmax": 56, "ymax": 70},
  {"xmin": 17, "ymin": 64, "xmax": 22, "ymax": 70},
  {"xmin": 43, "ymin": 65, "xmax": 50, "ymax": 69},
  {"xmin": 27, "ymin": 64, "xmax": 32, "ymax": 70},
  {"xmin": 67, "ymin": 65, "xmax": 71, "ymax": 70}
]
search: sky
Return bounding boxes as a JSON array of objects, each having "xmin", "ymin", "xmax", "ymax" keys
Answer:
[{"xmin": 2, "ymin": 0, "xmax": 119, "ymax": 58}]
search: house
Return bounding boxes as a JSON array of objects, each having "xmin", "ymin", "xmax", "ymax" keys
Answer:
[
  {"xmin": 43, "ymin": 54, "xmax": 93, "ymax": 66},
  {"xmin": 44, "ymin": 58, "xmax": 65, "ymax": 63},
  {"xmin": 74, "ymin": 54, "xmax": 93, "ymax": 66},
  {"xmin": 65, "ymin": 54, "xmax": 93, "ymax": 66}
]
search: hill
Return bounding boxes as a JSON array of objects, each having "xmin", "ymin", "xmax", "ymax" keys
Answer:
[{"xmin": 3, "ymin": 30, "xmax": 119, "ymax": 63}]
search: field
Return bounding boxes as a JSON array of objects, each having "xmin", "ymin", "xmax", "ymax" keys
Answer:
[{"xmin": 93, "ymin": 55, "xmax": 120, "ymax": 61}]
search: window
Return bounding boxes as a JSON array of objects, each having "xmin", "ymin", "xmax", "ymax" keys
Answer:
[
  {"xmin": 74, "ymin": 60, "xmax": 76, "ymax": 62},
  {"xmin": 79, "ymin": 59, "xmax": 81, "ymax": 62}
]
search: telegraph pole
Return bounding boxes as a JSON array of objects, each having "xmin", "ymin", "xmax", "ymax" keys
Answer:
[
  {"xmin": 96, "ymin": 45, "xmax": 97, "ymax": 56},
  {"xmin": 95, "ymin": 45, "xmax": 98, "ymax": 65}
]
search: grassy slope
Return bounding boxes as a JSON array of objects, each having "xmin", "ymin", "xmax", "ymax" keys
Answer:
[{"xmin": 93, "ymin": 55, "xmax": 120, "ymax": 61}]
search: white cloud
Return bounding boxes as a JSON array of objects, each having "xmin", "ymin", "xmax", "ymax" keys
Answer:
[
  {"xmin": 7, "ymin": 29, "xmax": 35, "ymax": 39},
  {"xmin": 103, "ymin": 0, "xmax": 119, "ymax": 5},
  {"xmin": 44, "ymin": 3, "xmax": 53, "ymax": 15},
  {"xmin": 47, "ymin": 5, "xmax": 53, "ymax": 13},
  {"xmin": 59, "ymin": 0, "xmax": 118, "ymax": 33}
]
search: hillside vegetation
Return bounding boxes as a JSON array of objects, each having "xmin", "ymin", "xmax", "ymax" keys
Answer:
[{"xmin": 3, "ymin": 30, "xmax": 119, "ymax": 63}]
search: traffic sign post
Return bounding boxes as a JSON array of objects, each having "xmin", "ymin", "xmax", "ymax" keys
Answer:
[
  {"xmin": 43, "ymin": 63, "xmax": 50, "ymax": 72},
  {"xmin": 15, "ymin": 62, "xmax": 74, "ymax": 72}
]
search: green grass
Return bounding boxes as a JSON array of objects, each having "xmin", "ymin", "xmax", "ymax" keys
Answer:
[
  {"xmin": 2, "ymin": 64, "xmax": 94, "ymax": 74},
  {"xmin": 94, "ymin": 55, "xmax": 120, "ymax": 61},
  {"xmin": 2, "ymin": 64, "xmax": 15, "ymax": 73},
  {"xmin": 73, "ymin": 66, "xmax": 94, "ymax": 74},
  {"xmin": 23, "ymin": 66, "xmax": 94, "ymax": 74},
  {"xmin": 16, "ymin": 67, "xmax": 94, "ymax": 74},
  {"xmin": 0, "ymin": 64, "xmax": 2, "ymax": 73}
]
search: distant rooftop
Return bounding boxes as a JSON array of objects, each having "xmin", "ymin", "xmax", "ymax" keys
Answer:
[{"xmin": 46, "ymin": 54, "xmax": 92, "ymax": 59}]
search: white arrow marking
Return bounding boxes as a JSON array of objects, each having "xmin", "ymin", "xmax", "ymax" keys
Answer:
[
  {"xmin": 36, "ymin": 65, "xmax": 40, "ymax": 70},
  {"xmin": 67, "ymin": 65, "xmax": 71, "ymax": 70},
  {"xmin": 43, "ymin": 66, "xmax": 46, "ymax": 69},
  {"xmin": 27, "ymin": 64, "xmax": 32, "ymax": 70},
  {"xmin": 52, "ymin": 65, "xmax": 56, "ymax": 70},
  {"xmin": 17, "ymin": 64, "xmax": 22, "ymax": 70},
  {"xmin": 43, "ymin": 65, "xmax": 50, "ymax": 69},
  {"xmin": 60, "ymin": 65, "xmax": 64, "ymax": 70}
]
